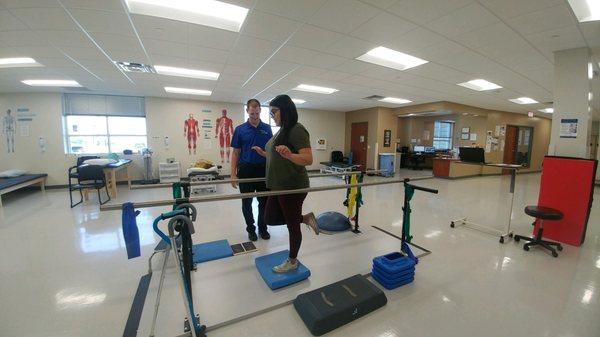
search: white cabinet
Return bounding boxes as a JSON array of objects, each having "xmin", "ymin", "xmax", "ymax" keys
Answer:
[{"xmin": 159, "ymin": 162, "xmax": 181, "ymax": 183}]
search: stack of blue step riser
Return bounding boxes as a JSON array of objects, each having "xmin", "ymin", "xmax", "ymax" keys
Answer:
[{"xmin": 371, "ymin": 252, "xmax": 416, "ymax": 290}]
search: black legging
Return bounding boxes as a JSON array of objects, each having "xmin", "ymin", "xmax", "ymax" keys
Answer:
[{"xmin": 264, "ymin": 193, "xmax": 308, "ymax": 259}]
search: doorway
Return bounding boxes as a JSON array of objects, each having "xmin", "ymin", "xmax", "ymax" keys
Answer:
[
  {"xmin": 503, "ymin": 125, "xmax": 534, "ymax": 173},
  {"xmin": 351, "ymin": 122, "xmax": 368, "ymax": 169}
]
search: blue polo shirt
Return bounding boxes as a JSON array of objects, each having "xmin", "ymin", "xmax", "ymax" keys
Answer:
[{"xmin": 231, "ymin": 120, "xmax": 273, "ymax": 165}]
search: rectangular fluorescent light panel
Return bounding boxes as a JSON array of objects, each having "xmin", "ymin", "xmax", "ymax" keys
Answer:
[
  {"xmin": 0, "ymin": 57, "xmax": 42, "ymax": 68},
  {"xmin": 356, "ymin": 46, "xmax": 428, "ymax": 71},
  {"xmin": 509, "ymin": 97, "xmax": 538, "ymax": 104},
  {"xmin": 567, "ymin": 0, "xmax": 600, "ymax": 22},
  {"xmin": 294, "ymin": 84, "xmax": 338, "ymax": 94},
  {"xmin": 125, "ymin": 0, "xmax": 249, "ymax": 32},
  {"xmin": 292, "ymin": 99, "xmax": 306, "ymax": 104},
  {"xmin": 379, "ymin": 97, "xmax": 412, "ymax": 104},
  {"xmin": 154, "ymin": 65, "xmax": 219, "ymax": 80},
  {"xmin": 538, "ymin": 108, "xmax": 554, "ymax": 113},
  {"xmin": 22, "ymin": 79, "xmax": 81, "ymax": 87},
  {"xmin": 164, "ymin": 87, "xmax": 212, "ymax": 96},
  {"xmin": 457, "ymin": 79, "xmax": 502, "ymax": 91}
]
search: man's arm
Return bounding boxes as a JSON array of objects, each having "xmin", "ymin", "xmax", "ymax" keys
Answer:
[{"xmin": 230, "ymin": 148, "xmax": 241, "ymax": 188}]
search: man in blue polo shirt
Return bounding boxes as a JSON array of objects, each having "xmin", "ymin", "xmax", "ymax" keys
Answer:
[{"xmin": 231, "ymin": 99, "xmax": 273, "ymax": 241}]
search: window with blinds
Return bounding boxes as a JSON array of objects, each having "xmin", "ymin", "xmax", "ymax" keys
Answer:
[
  {"xmin": 433, "ymin": 121, "xmax": 453, "ymax": 150},
  {"xmin": 63, "ymin": 94, "xmax": 147, "ymax": 154}
]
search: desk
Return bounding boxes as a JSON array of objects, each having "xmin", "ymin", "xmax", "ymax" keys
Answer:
[
  {"xmin": 432, "ymin": 158, "xmax": 458, "ymax": 177},
  {"xmin": 103, "ymin": 159, "xmax": 132, "ymax": 197},
  {"xmin": 450, "ymin": 162, "xmax": 521, "ymax": 243}
]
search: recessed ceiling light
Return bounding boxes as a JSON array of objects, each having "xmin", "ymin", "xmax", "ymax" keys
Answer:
[
  {"xmin": 356, "ymin": 46, "xmax": 428, "ymax": 71},
  {"xmin": 294, "ymin": 84, "xmax": 338, "ymax": 94},
  {"xmin": 124, "ymin": 0, "xmax": 249, "ymax": 32},
  {"xmin": 0, "ymin": 57, "xmax": 42, "ymax": 68},
  {"xmin": 509, "ymin": 97, "xmax": 538, "ymax": 104},
  {"xmin": 378, "ymin": 97, "xmax": 412, "ymax": 104},
  {"xmin": 538, "ymin": 108, "xmax": 554, "ymax": 113},
  {"xmin": 292, "ymin": 98, "xmax": 306, "ymax": 104},
  {"xmin": 115, "ymin": 61, "xmax": 155, "ymax": 73},
  {"xmin": 566, "ymin": 0, "xmax": 600, "ymax": 22},
  {"xmin": 164, "ymin": 86, "xmax": 211, "ymax": 96},
  {"xmin": 154, "ymin": 65, "xmax": 219, "ymax": 80},
  {"xmin": 22, "ymin": 79, "xmax": 81, "ymax": 87},
  {"xmin": 457, "ymin": 79, "xmax": 502, "ymax": 91}
]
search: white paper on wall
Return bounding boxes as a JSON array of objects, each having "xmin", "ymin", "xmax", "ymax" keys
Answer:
[{"xmin": 470, "ymin": 133, "xmax": 477, "ymax": 141}]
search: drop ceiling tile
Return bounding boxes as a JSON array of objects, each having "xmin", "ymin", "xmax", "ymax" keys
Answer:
[
  {"xmin": 254, "ymin": 0, "xmax": 328, "ymax": 22},
  {"xmin": 350, "ymin": 11, "xmax": 416, "ymax": 44},
  {"xmin": 505, "ymin": 4, "xmax": 578, "ymax": 36},
  {"xmin": 232, "ymin": 35, "xmax": 279, "ymax": 59},
  {"xmin": 10, "ymin": 8, "xmax": 76, "ymax": 30},
  {"xmin": 0, "ymin": 10, "xmax": 28, "ymax": 30},
  {"xmin": 288, "ymin": 24, "xmax": 344, "ymax": 51},
  {"xmin": 478, "ymin": 0, "xmax": 563, "ymax": 20},
  {"xmin": 131, "ymin": 15, "xmax": 188, "ymax": 44},
  {"xmin": 428, "ymin": 2, "xmax": 500, "ymax": 38},
  {"xmin": 242, "ymin": 10, "xmax": 300, "ymax": 42},
  {"xmin": 326, "ymin": 36, "xmax": 377, "ymax": 59},
  {"xmin": 387, "ymin": 0, "xmax": 473, "ymax": 24},
  {"xmin": 309, "ymin": 0, "xmax": 380, "ymax": 34},
  {"xmin": 300, "ymin": 52, "xmax": 347, "ymax": 69}
]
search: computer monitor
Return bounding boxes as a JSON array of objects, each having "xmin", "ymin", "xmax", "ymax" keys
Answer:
[
  {"xmin": 424, "ymin": 146, "xmax": 435, "ymax": 153},
  {"xmin": 413, "ymin": 145, "xmax": 425, "ymax": 152},
  {"xmin": 459, "ymin": 147, "xmax": 485, "ymax": 163}
]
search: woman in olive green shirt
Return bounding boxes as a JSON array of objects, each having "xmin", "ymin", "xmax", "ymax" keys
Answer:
[{"xmin": 252, "ymin": 95, "xmax": 319, "ymax": 273}]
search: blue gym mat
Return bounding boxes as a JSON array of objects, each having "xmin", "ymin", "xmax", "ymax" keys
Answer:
[
  {"xmin": 372, "ymin": 268, "xmax": 414, "ymax": 290},
  {"xmin": 192, "ymin": 240, "xmax": 233, "ymax": 263},
  {"xmin": 255, "ymin": 250, "xmax": 311, "ymax": 290}
]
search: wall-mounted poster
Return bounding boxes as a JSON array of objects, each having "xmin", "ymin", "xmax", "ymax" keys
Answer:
[
  {"xmin": 461, "ymin": 127, "xmax": 470, "ymax": 141},
  {"xmin": 184, "ymin": 113, "xmax": 199, "ymax": 155},
  {"xmin": 3, "ymin": 109, "xmax": 15, "ymax": 153},
  {"xmin": 559, "ymin": 119, "xmax": 578, "ymax": 138},
  {"xmin": 316, "ymin": 138, "xmax": 326, "ymax": 150},
  {"xmin": 215, "ymin": 109, "xmax": 233, "ymax": 163},
  {"xmin": 383, "ymin": 129, "xmax": 391, "ymax": 147}
]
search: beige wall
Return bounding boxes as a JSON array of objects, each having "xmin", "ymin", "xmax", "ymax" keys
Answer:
[
  {"xmin": 1, "ymin": 93, "xmax": 345, "ymax": 186},
  {"xmin": 394, "ymin": 102, "xmax": 552, "ymax": 172}
]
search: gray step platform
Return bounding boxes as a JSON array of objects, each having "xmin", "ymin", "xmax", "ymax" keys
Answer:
[{"xmin": 293, "ymin": 274, "xmax": 387, "ymax": 336}]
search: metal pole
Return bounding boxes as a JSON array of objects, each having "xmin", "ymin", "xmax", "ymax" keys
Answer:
[
  {"xmin": 100, "ymin": 176, "xmax": 434, "ymax": 211},
  {"xmin": 149, "ymin": 248, "xmax": 170, "ymax": 337},
  {"xmin": 130, "ymin": 170, "xmax": 385, "ymax": 189}
]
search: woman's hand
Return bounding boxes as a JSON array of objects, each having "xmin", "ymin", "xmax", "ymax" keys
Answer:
[
  {"xmin": 251, "ymin": 146, "xmax": 266, "ymax": 157},
  {"xmin": 275, "ymin": 145, "xmax": 293, "ymax": 159}
]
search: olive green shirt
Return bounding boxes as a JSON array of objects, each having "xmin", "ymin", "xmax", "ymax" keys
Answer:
[{"xmin": 265, "ymin": 123, "xmax": 311, "ymax": 191}]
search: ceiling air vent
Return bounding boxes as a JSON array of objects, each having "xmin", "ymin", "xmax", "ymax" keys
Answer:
[
  {"xmin": 115, "ymin": 61, "xmax": 155, "ymax": 73},
  {"xmin": 362, "ymin": 95, "xmax": 385, "ymax": 100}
]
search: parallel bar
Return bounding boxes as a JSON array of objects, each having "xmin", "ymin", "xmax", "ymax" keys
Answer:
[
  {"xmin": 101, "ymin": 176, "xmax": 434, "ymax": 211},
  {"xmin": 131, "ymin": 170, "xmax": 383, "ymax": 189}
]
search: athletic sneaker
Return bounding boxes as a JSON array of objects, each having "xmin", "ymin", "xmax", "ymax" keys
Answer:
[
  {"xmin": 304, "ymin": 212, "xmax": 320, "ymax": 235},
  {"xmin": 272, "ymin": 258, "xmax": 298, "ymax": 273},
  {"xmin": 259, "ymin": 230, "xmax": 270, "ymax": 240},
  {"xmin": 248, "ymin": 231, "xmax": 258, "ymax": 242}
]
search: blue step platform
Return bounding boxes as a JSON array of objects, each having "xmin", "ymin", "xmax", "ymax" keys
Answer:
[
  {"xmin": 192, "ymin": 239, "xmax": 233, "ymax": 264},
  {"xmin": 255, "ymin": 250, "xmax": 311, "ymax": 290}
]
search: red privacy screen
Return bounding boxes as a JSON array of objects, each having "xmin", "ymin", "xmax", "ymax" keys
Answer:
[{"xmin": 533, "ymin": 156, "xmax": 597, "ymax": 246}]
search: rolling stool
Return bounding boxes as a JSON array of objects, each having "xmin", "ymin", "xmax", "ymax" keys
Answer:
[{"xmin": 514, "ymin": 206, "xmax": 563, "ymax": 257}]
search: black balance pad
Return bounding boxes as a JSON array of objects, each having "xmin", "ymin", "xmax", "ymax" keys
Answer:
[{"xmin": 293, "ymin": 274, "xmax": 387, "ymax": 336}]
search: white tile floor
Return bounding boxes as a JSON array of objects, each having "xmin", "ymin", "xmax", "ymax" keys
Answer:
[{"xmin": 0, "ymin": 170, "xmax": 598, "ymax": 337}]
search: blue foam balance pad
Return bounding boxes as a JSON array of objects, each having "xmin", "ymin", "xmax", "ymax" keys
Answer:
[
  {"xmin": 373, "ymin": 252, "xmax": 416, "ymax": 274},
  {"xmin": 316, "ymin": 211, "xmax": 351, "ymax": 233},
  {"xmin": 372, "ymin": 268, "xmax": 414, "ymax": 290},
  {"xmin": 255, "ymin": 250, "xmax": 311, "ymax": 290},
  {"xmin": 192, "ymin": 239, "xmax": 233, "ymax": 263},
  {"xmin": 372, "ymin": 264, "xmax": 414, "ymax": 281}
]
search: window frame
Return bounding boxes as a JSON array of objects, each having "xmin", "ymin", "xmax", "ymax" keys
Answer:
[
  {"xmin": 433, "ymin": 120, "xmax": 454, "ymax": 150},
  {"xmin": 64, "ymin": 115, "xmax": 148, "ymax": 155}
]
